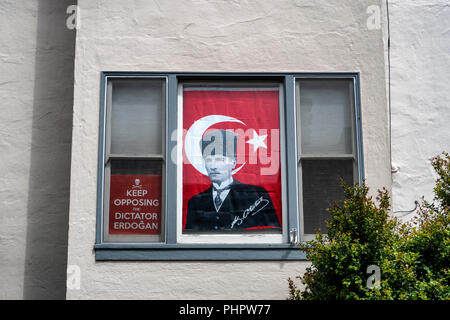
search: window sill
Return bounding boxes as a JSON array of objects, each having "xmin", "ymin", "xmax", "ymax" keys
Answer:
[{"xmin": 94, "ymin": 243, "xmax": 307, "ymax": 261}]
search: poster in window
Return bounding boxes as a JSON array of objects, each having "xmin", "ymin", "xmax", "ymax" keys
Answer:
[
  {"xmin": 109, "ymin": 174, "xmax": 162, "ymax": 235},
  {"xmin": 182, "ymin": 87, "xmax": 282, "ymax": 232}
]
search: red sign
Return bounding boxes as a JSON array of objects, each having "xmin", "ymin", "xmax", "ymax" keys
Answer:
[
  {"xmin": 109, "ymin": 174, "xmax": 162, "ymax": 235},
  {"xmin": 182, "ymin": 89, "xmax": 282, "ymax": 231}
]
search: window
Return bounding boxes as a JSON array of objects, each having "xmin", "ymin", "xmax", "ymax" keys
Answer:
[
  {"xmin": 178, "ymin": 81, "xmax": 287, "ymax": 244},
  {"xmin": 95, "ymin": 73, "xmax": 363, "ymax": 260},
  {"xmin": 296, "ymin": 79, "xmax": 362, "ymax": 240},
  {"xmin": 103, "ymin": 78, "xmax": 166, "ymax": 243}
]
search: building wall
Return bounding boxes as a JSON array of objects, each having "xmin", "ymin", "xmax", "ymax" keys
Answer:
[
  {"xmin": 67, "ymin": 0, "xmax": 390, "ymax": 299},
  {"xmin": 0, "ymin": 0, "xmax": 75, "ymax": 299},
  {"xmin": 389, "ymin": 0, "xmax": 450, "ymax": 215}
]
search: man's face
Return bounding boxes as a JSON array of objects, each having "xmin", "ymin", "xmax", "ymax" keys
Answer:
[{"xmin": 204, "ymin": 154, "xmax": 236, "ymax": 185}]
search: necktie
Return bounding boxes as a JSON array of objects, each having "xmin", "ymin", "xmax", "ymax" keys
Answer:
[{"xmin": 214, "ymin": 186, "xmax": 231, "ymax": 211}]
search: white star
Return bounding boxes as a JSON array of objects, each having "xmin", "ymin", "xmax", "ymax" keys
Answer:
[{"xmin": 246, "ymin": 130, "xmax": 267, "ymax": 152}]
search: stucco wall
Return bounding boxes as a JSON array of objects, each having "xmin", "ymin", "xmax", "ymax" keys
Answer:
[
  {"xmin": 389, "ymin": 0, "xmax": 450, "ymax": 215},
  {"xmin": 0, "ymin": 0, "xmax": 75, "ymax": 299},
  {"xmin": 67, "ymin": 0, "xmax": 389, "ymax": 299}
]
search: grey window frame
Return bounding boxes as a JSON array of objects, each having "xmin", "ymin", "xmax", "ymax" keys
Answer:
[
  {"xmin": 94, "ymin": 72, "xmax": 363, "ymax": 261},
  {"xmin": 103, "ymin": 78, "xmax": 167, "ymax": 243},
  {"xmin": 295, "ymin": 77, "xmax": 364, "ymax": 241}
]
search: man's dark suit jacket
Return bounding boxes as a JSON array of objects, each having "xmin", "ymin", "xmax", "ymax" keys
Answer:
[{"xmin": 184, "ymin": 180, "xmax": 281, "ymax": 231}]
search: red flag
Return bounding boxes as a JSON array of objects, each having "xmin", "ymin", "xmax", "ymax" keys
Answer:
[{"xmin": 182, "ymin": 89, "xmax": 282, "ymax": 230}]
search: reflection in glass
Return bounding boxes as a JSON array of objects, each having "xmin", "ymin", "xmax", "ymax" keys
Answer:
[
  {"xmin": 299, "ymin": 80, "xmax": 353, "ymax": 155},
  {"xmin": 110, "ymin": 79, "xmax": 164, "ymax": 155}
]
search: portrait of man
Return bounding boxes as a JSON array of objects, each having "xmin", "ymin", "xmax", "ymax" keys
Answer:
[{"xmin": 184, "ymin": 129, "xmax": 281, "ymax": 231}]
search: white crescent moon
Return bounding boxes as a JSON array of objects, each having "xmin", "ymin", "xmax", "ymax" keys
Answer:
[{"xmin": 184, "ymin": 115, "xmax": 246, "ymax": 176}]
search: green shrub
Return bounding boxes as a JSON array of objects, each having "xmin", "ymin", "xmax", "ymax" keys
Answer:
[
  {"xmin": 288, "ymin": 152, "xmax": 450, "ymax": 300},
  {"xmin": 392, "ymin": 152, "xmax": 450, "ymax": 299}
]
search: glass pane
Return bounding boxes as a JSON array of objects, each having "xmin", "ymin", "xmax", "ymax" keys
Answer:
[
  {"xmin": 106, "ymin": 159, "xmax": 163, "ymax": 242},
  {"xmin": 110, "ymin": 79, "xmax": 164, "ymax": 155},
  {"xmin": 299, "ymin": 80, "xmax": 353, "ymax": 155},
  {"xmin": 301, "ymin": 159, "xmax": 353, "ymax": 234}
]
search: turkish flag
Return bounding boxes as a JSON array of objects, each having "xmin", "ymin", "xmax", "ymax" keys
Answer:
[{"xmin": 182, "ymin": 88, "xmax": 282, "ymax": 230}]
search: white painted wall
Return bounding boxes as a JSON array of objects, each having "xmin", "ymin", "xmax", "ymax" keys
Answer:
[
  {"xmin": 0, "ymin": 0, "xmax": 75, "ymax": 299},
  {"xmin": 67, "ymin": 0, "xmax": 389, "ymax": 299},
  {"xmin": 389, "ymin": 0, "xmax": 450, "ymax": 216}
]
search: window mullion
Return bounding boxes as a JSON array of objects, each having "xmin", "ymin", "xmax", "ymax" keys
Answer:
[{"xmin": 284, "ymin": 75, "xmax": 300, "ymax": 244}]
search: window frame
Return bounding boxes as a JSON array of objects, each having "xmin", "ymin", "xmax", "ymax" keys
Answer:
[
  {"xmin": 103, "ymin": 77, "xmax": 167, "ymax": 243},
  {"xmin": 176, "ymin": 80, "xmax": 288, "ymax": 244},
  {"xmin": 295, "ymin": 77, "xmax": 364, "ymax": 241},
  {"xmin": 94, "ymin": 72, "xmax": 363, "ymax": 261}
]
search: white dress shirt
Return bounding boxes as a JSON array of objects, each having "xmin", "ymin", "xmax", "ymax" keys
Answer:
[{"xmin": 212, "ymin": 177, "xmax": 233, "ymax": 212}]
